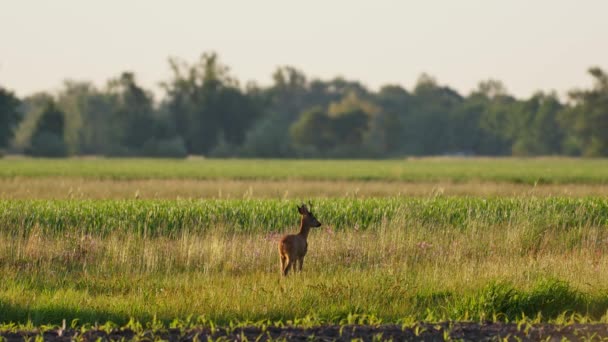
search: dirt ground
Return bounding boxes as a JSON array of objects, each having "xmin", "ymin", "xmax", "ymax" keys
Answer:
[{"xmin": 2, "ymin": 322, "xmax": 608, "ymax": 341}]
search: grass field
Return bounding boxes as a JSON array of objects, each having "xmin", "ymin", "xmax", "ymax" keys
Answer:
[
  {"xmin": 1, "ymin": 157, "xmax": 608, "ymax": 337},
  {"xmin": 1, "ymin": 197, "xmax": 608, "ymax": 326},
  {"xmin": 1, "ymin": 157, "xmax": 608, "ymax": 184}
]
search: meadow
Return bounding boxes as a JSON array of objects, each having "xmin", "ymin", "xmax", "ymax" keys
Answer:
[
  {"xmin": 1, "ymin": 157, "xmax": 608, "ymax": 339},
  {"xmin": 1, "ymin": 197, "xmax": 608, "ymax": 326},
  {"xmin": 4, "ymin": 157, "xmax": 608, "ymax": 200},
  {"xmin": 2, "ymin": 156, "xmax": 608, "ymax": 184}
]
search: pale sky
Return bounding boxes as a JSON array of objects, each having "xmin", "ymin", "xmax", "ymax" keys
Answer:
[{"xmin": 1, "ymin": 0, "xmax": 607, "ymax": 100}]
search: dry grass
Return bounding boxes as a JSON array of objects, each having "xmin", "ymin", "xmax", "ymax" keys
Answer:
[
  {"xmin": 4, "ymin": 178, "xmax": 608, "ymax": 199},
  {"xmin": 1, "ymin": 214, "xmax": 608, "ymax": 324}
]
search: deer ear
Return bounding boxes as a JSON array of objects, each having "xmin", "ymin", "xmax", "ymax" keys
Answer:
[{"xmin": 297, "ymin": 205, "xmax": 304, "ymax": 214}]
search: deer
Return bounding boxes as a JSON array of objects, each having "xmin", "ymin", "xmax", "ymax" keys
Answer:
[{"xmin": 278, "ymin": 203, "xmax": 322, "ymax": 276}]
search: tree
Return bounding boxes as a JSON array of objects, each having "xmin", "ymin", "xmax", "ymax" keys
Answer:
[
  {"xmin": 236, "ymin": 83, "xmax": 286, "ymax": 157},
  {"xmin": 290, "ymin": 107, "xmax": 335, "ymax": 152},
  {"xmin": 245, "ymin": 67, "xmax": 310, "ymax": 157},
  {"xmin": 106, "ymin": 72, "xmax": 157, "ymax": 155},
  {"xmin": 476, "ymin": 79, "xmax": 508, "ymax": 99},
  {"xmin": 270, "ymin": 66, "xmax": 309, "ymax": 119},
  {"xmin": 11, "ymin": 93, "xmax": 54, "ymax": 152},
  {"xmin": 448, "ymin": 95, "xmax": 485, "ymax": 154},
  {"xmin": 290, "ymin": 94, "xmax": 376, "ymax": 157},
  {"xmin": 328, "ymin": 93, "xmax": 376, "ymax": 152},
  {"xmin": 467, "ymin": 80, "xmax": 519, "ymax": 155},
  {"xmin": 374, "ymin": 85, "xmax": 412, "ymax": 155},
  {"xmin": 407, "ymin": 74, "xmax": 463, "ymax": 155},
  {"xmin": 0, "ymin": 87, "xmax": 21, "ymax": 150},
  {"xmin": 57, "ymin": 81, "xmax": 117, "ymax": 155},
  {"xmin": 510, "ymin": 92, "xmax": 564, "ymax": 156},
  {"xmin": 25, "ymin": 99, "xmax": 68, "ymax": 157},
  {"xmin": 560, "ymin": 67, "xmax": 608, "ymax": 156},
  {"xmin": 163, "ymin": 52, "xmax": 259, "ymax": 155}
]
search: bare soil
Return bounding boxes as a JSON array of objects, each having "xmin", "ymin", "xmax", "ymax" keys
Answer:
[{"xmin": 2, "ymin": 322, "xmax": 608, "ymax": 341}]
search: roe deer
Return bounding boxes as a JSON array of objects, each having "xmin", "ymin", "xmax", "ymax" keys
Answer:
[{"xmin": 278, "ymin": 204, "xmax": 322, "ymax": 276}]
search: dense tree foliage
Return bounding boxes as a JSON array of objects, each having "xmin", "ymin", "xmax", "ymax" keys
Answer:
[
  {"xmin": 24, "ymin": 99, "xmax": 68, "ymax": 157},
  {"xmin": 3, "ymin": 53, "xmax": 608, "ymax": 158},
  {"xmin": 560, "ymin": 68, "xmax": 608, "ymax": 156},
  {"xmin": 0, "ymin": 87, "xmax": 21, "ymax": 151},
  {"xmin": 161, "ymin": 53, "xmax": 260, "ymax": 156}
]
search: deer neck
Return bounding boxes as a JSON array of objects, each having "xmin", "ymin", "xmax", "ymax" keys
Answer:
[{"xmin": 298, "ymin": 218, "xmax": 311, "ymax": 239}]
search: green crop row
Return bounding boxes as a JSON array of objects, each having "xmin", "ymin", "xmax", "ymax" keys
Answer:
[{"xmin": 1, "ymin": 197, "xmax": 608, "ymax": 236}]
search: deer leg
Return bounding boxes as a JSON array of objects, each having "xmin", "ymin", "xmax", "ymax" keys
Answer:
[
  {"xmin": 298, "ymin": 257, "xmax": 304, "ymax": 272},
  {"xmin": 283, "ymin": 257, "xmax": 293, "ymax": 276},
  {"xmin": 280, "ymin": 255, "xmax": 287, "ymax": 275}
]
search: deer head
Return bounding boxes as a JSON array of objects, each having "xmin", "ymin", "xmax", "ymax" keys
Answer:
[{"xmin": 297, "ymin": 203, "xmax": 322, "ymax": 228}]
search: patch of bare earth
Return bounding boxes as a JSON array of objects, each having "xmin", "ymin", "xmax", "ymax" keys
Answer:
[{"xmin": 2, "ymin": 322, "xmax": 608, "ymax": 341}]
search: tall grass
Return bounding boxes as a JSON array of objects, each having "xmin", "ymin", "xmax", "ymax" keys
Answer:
[
  {"xmin": 1, "ymin": 198, "xmax": 608, "ymax": 324},
  {"xmin": 1, "ymin": 197, "xmax": 607, "ymax": 235}
]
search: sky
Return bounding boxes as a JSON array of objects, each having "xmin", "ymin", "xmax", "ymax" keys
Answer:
[{"xmin": 1, "ymin": 0, "xmax": 607, "ymax": 100}]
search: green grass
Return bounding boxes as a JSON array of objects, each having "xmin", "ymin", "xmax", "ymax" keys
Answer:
[
  {"xmin": 1, "ymin": 198, "xmax": 608, "ymax": 325},
  {"xmin": 2, "ymin": 157, "xmax": 608, "ymax": 184},
  {"xmin": 2, "ymin": 197, "xmax": 608, "ymax": 235}
]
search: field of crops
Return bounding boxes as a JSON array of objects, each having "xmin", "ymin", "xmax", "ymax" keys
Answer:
[
  {"xmin": 1, "ymin": 158, "xmax": 608, "ymax": 340},
  {"xmin": 2, "ymin": 157, "xmax": 608, "ymax": 184},
  {"xmin": 2, "ymin": 197, "xmax": 608, "ymax": 235}
]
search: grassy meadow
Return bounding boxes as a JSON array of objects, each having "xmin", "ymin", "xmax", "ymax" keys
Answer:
[
  {"xmin": 3, "ymin": 157, "xmax": 608, "ymax": 200},
  {"xmin": 1, "ymin": 158, "xmax": 608, "ymax": 327},
  {"xmin": 2, "ymin": 156, "xmax": 608, "ymax": 184}
]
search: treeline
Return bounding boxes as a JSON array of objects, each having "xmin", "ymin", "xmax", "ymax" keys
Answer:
[{"xmin": 1, "ymin": 52, "xmax": 608, "ymax": 158}]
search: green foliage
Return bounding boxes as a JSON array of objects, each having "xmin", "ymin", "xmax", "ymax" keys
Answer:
[
  {"xmin": 2, "ymin": 197, "xmax": 608, "ymax": 236},
  {"xmin": 0, "ymin": 87, "xmax": 22, "ymax": 149},
  {"xmin": 290, "ymin": 107, "xmax": 334, "ymax": 152},
  {"xmin": 372, "ymin": 86, "xmax": 410, "ymax": 154},
  {"xmin": 240, "ymin": 112, "xmax": 294, "ymax": 157},
  {"xmin": 11, "ymin": 93, "xmax": 53, "ymax": 152},
  {"xmin": 61, "ymin": 82, "xmax": 117, "ymax": 155},
  {"xmin": 107, "ymin": 72, "xmax": 157, "ymax": 153},
  {"xmin": 561, "ymin": 67, "xmax": 608, "ymax": 156},
  {"xmin": 141, "ymin": 137, "xmax": 188, "ymax": 158},
  {"xmin": 33, "ymin": 100, "xmax": 64, "ymax": 136},
  {"xmin": 25, "ymin": 132, "xmax": 68, "ymax": 157},
  {"xmin": 404, "ymin": 74, "xmax": 464, "ymax": 155},
  {"xmin": 6, "ymin": 53, "xmax": 608, "ymax": 157},
  {"xmin": 290, "ymin": 95, "xmax": 377, "ymax": 157},
  {"xmin": 474, "ymin": 88, "xmax": 517, "ymax": 155},
  {"xmin": 328, "ymin": 94, "xmax": 374, "ymax": 150},
  {"xmin": 162, "ymin": 53, "xmax": 259, "ymax": 155},
  {"xmin": 24, "ymin": 100, "xmax": 68, "ymax": 157},
  {"xmin": 511, "ymin": 92, "xmax": 564, "ymax": 156},
  {"xmin": 453, "ymin": 279, "xmax": 588, "ymax": 321}
]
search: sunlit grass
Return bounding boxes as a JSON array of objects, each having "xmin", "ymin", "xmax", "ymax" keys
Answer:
[
  {"xmin": 1, "ymin": 198, "xmax": 608, "ymax": 325},
  {"xmin": 2, "ymin": 157, "xmax": 608, "ymax": 184},
  {"xmin": 2, "ymin": 197, "xmax": 608, "ymax": 235}
]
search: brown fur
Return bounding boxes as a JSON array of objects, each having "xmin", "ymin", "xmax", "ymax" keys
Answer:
[{"xmin": 278, "ymin": 204, "xmax": 322, "ymax": 276}]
